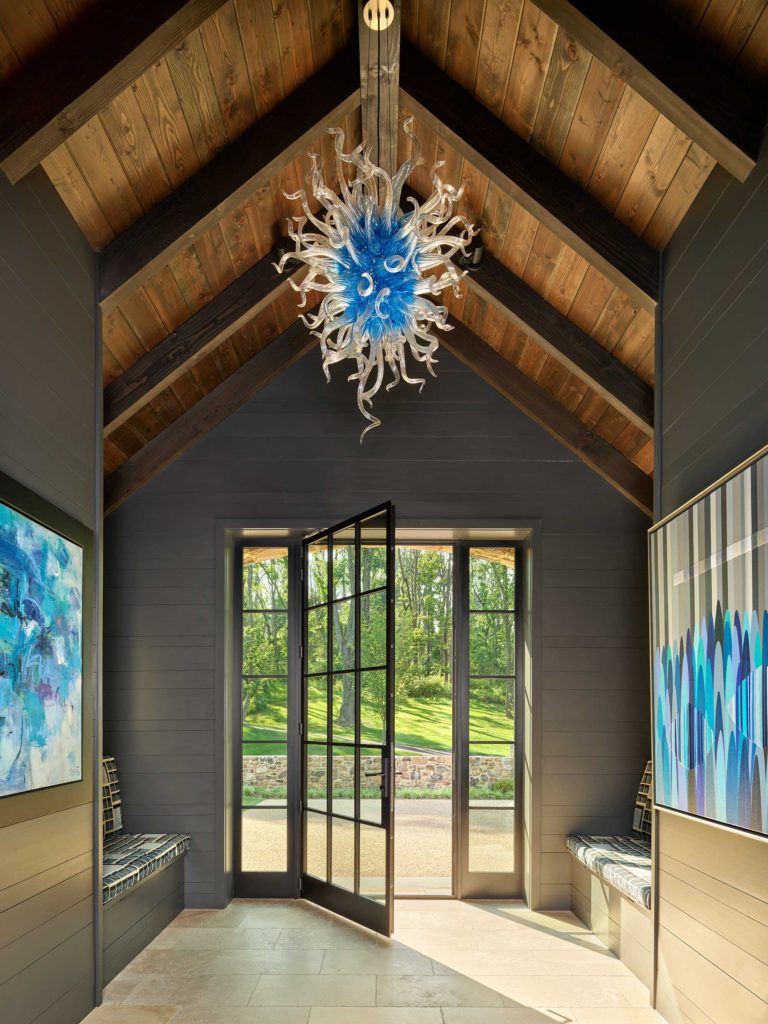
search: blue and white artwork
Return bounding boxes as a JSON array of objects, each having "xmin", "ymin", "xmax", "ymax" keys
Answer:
[
  {"xmin": 0, "ymin": 500, "xmax": 83, "ymax": 797},
  {"xmin": 650, "ymin": 448, "xmax": 768, "ymax": 836}
]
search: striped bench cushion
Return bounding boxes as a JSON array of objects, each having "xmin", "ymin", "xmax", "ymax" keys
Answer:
[
  {"xmin": 103, "ymin": 833, "xmax": 190, "ymax": 904},
  {"xmin": 566, "ymin": 835, "xmax": 652, "ymax": 910}
]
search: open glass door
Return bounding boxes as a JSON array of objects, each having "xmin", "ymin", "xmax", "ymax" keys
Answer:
[{"xmin": 300, "ymin": 502, "xmax": 395, "ymax": 935}]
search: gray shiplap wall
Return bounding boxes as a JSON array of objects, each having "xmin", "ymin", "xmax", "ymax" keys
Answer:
[
  {"xmin": 655, "ymin": 125, "xmax": 768, "ymax": 1024},
  {"xmin": 104, "ymin": 348, "xmax": 650, "ymax": 910},
  {"xmin": 0, "ymin": 169, "xmax": 99, "ymax": 1024}
]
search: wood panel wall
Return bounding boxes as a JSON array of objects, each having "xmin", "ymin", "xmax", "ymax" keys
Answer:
[
  {"xmin": 103, "ymin": 348, "xmax": 649, "ymax": 910},
  {"xmin": 0, "ymin": 169, "xmax": 99, "ymax": 1024},
  {"xmin": 655, "ymin": 121, "xmax": 768, "ymax": 1024}
]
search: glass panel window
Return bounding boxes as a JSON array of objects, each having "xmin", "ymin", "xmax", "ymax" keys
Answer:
[
  {"xmin": 469, "ymin": 548, "xmax": 515, "ymax": 611},
  {"xmin": 307, "ymin": 540, "xmax": 329, "ymax": 605},
  {"xmin": 305, "ymin": 811, "xmax": 327, "ymax": 881},
  {"xmin": 360, "ymin": 669, "xmax": 386, "ymax": 744},
  {"xmin": 332, "ymin": 817, "xmax": 355, "ymax": 891},
  {"xmin": 306, "ymin": 743, "xmax": 328, "ymax": 811},
  {"xmin": 469, "ymin": 743, "xmax": 515, "ymax": 805},
  {"xmin": 243, "ymin": 612, "xmax": 288, "ymax": 675},
  {"xmin": 306, "ymin": 675, "xmax": 328, "ymax": 741},
  {"xmin": 306, "ymin": 606, "xmax": 328, "ymax": 674},
  {"xmin": 332, "ymin": 748, "xmax": 356, "ymax": 815},
  {"xmin": 332, "ymin": 674, "xmax": 356, "ymax": 743},
  {"xmin": 360, "ymin": 512, "xmax": 387, "ymax": 591},
  {"xmin": 468, "ymin": 808, "xmax": 515, "ymax": 873},
  {"xmin": 469, "ymin": 677, "xmax": 514, "ymax": 742},
  {"xmin": 243, "ymin": 676, "xmax": 288, "ymax": 740},
  {"xmin": 332, "ymin": 526, "xmax": 356, "ymax": 600},
  {"xmin": 360, "ymin": 748, "xmax": 384, "ymax": 825},
  {"xmin": 469, "ymin": 611, "xmax": 515, "ymax": 676},
  {"xmin": 359, "ymin": 824, "xmax": 386, "ymax": 903},
  {"xmin": 242, "ymin": 808, "xmax": 288, "ymax": 871},
  {"xmin": 360, "ymin": 589, "xmax": 387, "ymax": 668},
  {"xmin": 332, "ymin": 598, "xmax": 355, "ymax": 671},
  {"xmin": 243, "ymin": 547, "xmax": 289, "ymax": 609},
  {"xmin": 243, "ymin": 745, "xmax": 287, "ymax": 804}
]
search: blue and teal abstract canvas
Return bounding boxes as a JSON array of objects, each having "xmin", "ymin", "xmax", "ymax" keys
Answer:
[
  {"xmin": 650, "ymin": 448, "xmax": 768, "ymax": 835},
  {"xmin": 0, "ymin": 500, "xmax": 83, "ymax": 797}
]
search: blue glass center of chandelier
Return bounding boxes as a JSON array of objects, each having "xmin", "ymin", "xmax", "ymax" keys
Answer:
[{"xmin": 334, "ymin": 210, "xmax": 421, "ymax": 346}]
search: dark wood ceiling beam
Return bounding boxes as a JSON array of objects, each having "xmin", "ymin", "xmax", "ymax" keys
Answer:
[
  {"xmin": 103, "ymin": 251, "xmax": 301, "ymax": 436},
  {"xmin": 99, "ymin": 47, "xmax": 360, "ymax": 312},
  {"xmin": 358, "ymin": 0, "xmax": 402, "ymax": 176},
  {"xmin": 399, "ymin": 41, "xmax": 658, "ymax": 313},
  {"xmin": 0, "ymin": 0, "xmax": 227, "ymax": 184},
  {"xmin": 529, "ymin": 0, "xmax": 762, "ymax": 182},
  {"xmin": 104, "ymin": 318, "xmax": 316, "ymax": 515},
  {"xmin": 402, "ymin": 185, "xmax": 654, "ymax": 434},
  {"xmin": 442, "ymin": 317, "xmax": 653, "ymax": 517}
]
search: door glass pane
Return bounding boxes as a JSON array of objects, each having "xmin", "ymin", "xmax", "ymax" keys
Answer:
[
  {"xmin": 361, "ymin": 512, "xmax": 387, "ymax": 590},
  {"xmin": 243, "ymin": 744, "xmax": 287, "ymax": 803},
  {"xmin": 243, "ymin": 612, "xmax": 288, "ymax": 675},
  {"xmin": 468, "ymin": 808, "xmax": 515, "ymax": 873},
  {"xmin": 306, "ymin": 675, "xmax": 328, "ymax": 741},
  {"xmin": 332, "ymin": 526, "xmax": 356, "ymax": 599},
  {"xmin": 359, "ymin": 824, "xmax": 386, "ymax": 903},
  {"xmin": 360, "ymin": 748, "xmax": 384, "ymax": 825},
  {"xmin": 360, "ymin": 669, "xmax": 386, "ymax": 744},
  {"xmin": 469, "ymin": 547, "xmax": 515, "ymax": 610},
  {"xmin": 305, "ymin": 811, "xmax": 327, "ymax": 881},
  {"xmin": 306, "ymin": 744, "xmax": 328, "ymax": 811},
  {"xmin": 332, "ymin": 598, "xmax": 355, "ymax": 671},
  {"xmin": 332, "ymin": 748, "xmax": 355, "ymax": 815},
  {"xmin": 332, "ymin": 674, "xmax": 356, "ymax": 742},
  {"xmin": 243, "ymin": 676, "xmax": 288, "ymax": 741},
  {"xmin": 306, "ymin": 606, "xmax": 328, "ymax": 673},
  {"xmin": 360, "ymin": 589, "xmax": 387, "ymax": 668},
  {"xmin": 307, "ymin": 541, "xmax": 329, "ymax": 605},
  {"xmin": 469, "ymin": 612, "xmax": 515, "ymax": 676},
  {"xmin": 469, "ymin": 743, "xmax": 514, "ymax": 805},
  {"xmin": 332, "ymin": 817, "xmax": 355, "ymax": 891},
  {"xmin": 243, "ymin": 547, "xmax": 289, "ymax": 608},
  {"xmin": 469, "ymin": 677, "xmax": 514, "ymax": 741},
  {"xmin": 242, "ymin": 808, "xmax": 288, "ymax": 871}
]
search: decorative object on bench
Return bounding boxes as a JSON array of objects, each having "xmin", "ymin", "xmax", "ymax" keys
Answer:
[
  {"xmin": 566, "ymin": 760, "xmax": 653, "ymax": 910},
  {"xmin": 101, "ymin": 756, "xmax": 190, "ymax": 905},
  {"xmin": 0, "ymin": 494, "xmax": 84, "ymax": 797},
  {"xmin": 650, "ymin": 442, "xmax": 768, "ymax": 837}
]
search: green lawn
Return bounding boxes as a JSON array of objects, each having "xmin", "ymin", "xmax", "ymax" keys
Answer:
[{"xmin": 243, "ymin": 695, "xmax": 513, "ymax": 753}]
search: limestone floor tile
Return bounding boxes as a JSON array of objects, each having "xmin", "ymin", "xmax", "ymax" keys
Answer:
[
  {"xmin": 276, "ymin": 924, "xmax": 386, "ymax": 949},
  {"xmin": 320, "ymin": 946, "xmax": 435, "ymax": 975},
  {"xmin": 441, "ymin": 1010, "xmax": 575, "ymax": 1024},
  {"xmin": 308, "ymin": 1010, "xmax": 443, "ymax": 1024},
  {"xmin": 171, "ymin": 1009, "xmax": 310, "ymax": 1024},
  {"xmin": 375, "ymin": 974, "xmax": 506, "ymax": 1007},
  {"xmin": 150, "ymin": 927, "xmax": 281, "ymax": 950},
  {"xmin": 81, "ymin": 1009, "xmax": 176, "ymax": 1024},
  {"xmin": 473, "ymin": 975, "xmax": 652, "ymax": 1009},
  {"xmin": 567, "ymin": 1011, "xmax": 667, "ymax": 1023},
  {"xmin": 171, "ymin": 907, "xmax": 249, "ymax": 928},
  {"xmin": 207, "ymin": 948, "xmax": 325, "ymax": 974},
  {"xmin": 122, "ymin": 949, "xmax": 215, "ymax": 975},
  {"xmin": 237, "ymin": 901, "xmax": 333, "ymax": 928},
  {"xmin": 100, "ymin": 976, "xmax": 143, "ymax": 1005},
  {"xmin": 123, "ymin": 973, "xmax": 260, "ymax": 1007},
  {"xmin": 429, "ymin": 950, "xmax": 552, "ymax": 976},
  {"xmin": 394, "ymin": 927, "xmax": 588, "ymax": 953},
  {"xmin": 249, "ymin": 973, "xmax": 377, "ymax": 1006}
]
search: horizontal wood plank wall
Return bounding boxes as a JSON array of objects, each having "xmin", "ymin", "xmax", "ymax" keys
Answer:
[
  {"xmin": 656, "ymin": 120, "xmax": 768, "ymax": 1024},
  {"xmin": 104, "ymin": 348, "xmax": 649, "ymax": 909},
  {"xmin": 0, "ymin": 169, "xmax": 98, "ymax": 1024}
]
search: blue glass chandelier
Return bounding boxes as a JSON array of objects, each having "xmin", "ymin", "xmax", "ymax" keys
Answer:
[{"xmin": 276, "ymin": 118, "xmax": 477, "ymax": 439}]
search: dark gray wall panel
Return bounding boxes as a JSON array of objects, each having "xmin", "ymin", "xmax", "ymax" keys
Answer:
[
  {"xmin": 0, "ymin": 167, "xmax": 98, "ymax": 1023},
  {"xmin": 104, "ymin": 348, "xmax": 650, "ymax": 910},
  {"xmin": 656, "ymin": 124, "xmax": 768, "ymax": 1024}
]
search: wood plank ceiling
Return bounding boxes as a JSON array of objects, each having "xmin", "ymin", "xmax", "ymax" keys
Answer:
[{"xmin": 0, "ymin": 0, "xmax": 765, "ymax": 515}]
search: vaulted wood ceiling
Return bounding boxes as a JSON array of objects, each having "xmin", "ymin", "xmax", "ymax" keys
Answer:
[{"xmin": 0, "ymin": 0, "xmax": 765, "ymax": 517}]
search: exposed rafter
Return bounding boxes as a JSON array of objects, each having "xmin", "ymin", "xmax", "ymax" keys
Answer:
[
  {"xmin": 104, "ymin": 252, "xmax": 301, "ymax": 436},
  {"xmin": 0, "ymin": 0, "xmax": 227, "ymax": 184},
  {"xmin": 99, "ymin": 46, "xmax": 360, "ymax": 312},
  {"xmin": 358, "ymin": 0, "xmax": 402, "ymax": 176},
  {"xmin": 104, "ymin": 319, "xmax": 317, "ymax": 515},
  {"xmin": 402, "ymin": 186, "xmax": 653, "ymax": 434},
  {"xmin": 529, "ymin": 0, "xmax": 763, "ymax": 182},
  {"xmin": 399, "ymin": 41, "xmax": 659, "ymax": 313},
  {"xmin": 442, "ymin": 317, "xmax": 653, "ymax": 517}
]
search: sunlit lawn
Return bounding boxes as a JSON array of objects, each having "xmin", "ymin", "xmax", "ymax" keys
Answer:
[{"xmin": 243, "ymin": 695, "xmax": 513, "ymax": 754}]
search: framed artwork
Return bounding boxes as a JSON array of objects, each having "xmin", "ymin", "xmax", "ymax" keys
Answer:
[
  {"xmin": 650, "ymin": 444, "xmax": 768, "ymax": 836},
  {"xmin": 0, "ymin": 493, "xmax": 84, "ymax": 797}
]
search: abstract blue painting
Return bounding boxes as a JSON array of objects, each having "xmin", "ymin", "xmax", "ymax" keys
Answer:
[
  {"xmin": 650, "ymin": 446, "xmax": 768, "ymax": 836},
  {"xmin": 0, "ymin": 499, "xmax": 83, "ymax": 797}
]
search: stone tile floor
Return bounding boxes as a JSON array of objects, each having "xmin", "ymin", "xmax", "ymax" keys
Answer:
[{"xmin": 83, "ymin": 898, "xmax": 665, "ymax": 1024}]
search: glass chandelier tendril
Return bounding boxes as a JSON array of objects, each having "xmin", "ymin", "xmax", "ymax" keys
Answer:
[{"xmin": 276, "ymin": 118, "xmax": 478, "ymax": 439}]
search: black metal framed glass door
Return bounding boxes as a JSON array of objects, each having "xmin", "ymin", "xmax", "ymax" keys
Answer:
[
  {"xmin": 300, "ymin": 503, "xmax": 395, "ymax": 935},
  {"xmin": 456, "ymin": 542, "xmax": 522, "ymax": 898}
]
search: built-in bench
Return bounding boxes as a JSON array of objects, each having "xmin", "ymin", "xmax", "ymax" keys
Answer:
[
  {"xmin": 566, "ymin": 761, "xmax": 653, "ymax": 991},
  {"xmin": 101, "ymin": 757, "xmax": 190, "ymax": 984}
]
